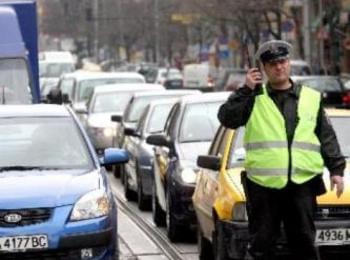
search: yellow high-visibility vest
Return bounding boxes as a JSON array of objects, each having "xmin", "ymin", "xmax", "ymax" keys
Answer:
[{"xmin": 244, "ymin": 85, "xmax": 324, "ymax": 189}]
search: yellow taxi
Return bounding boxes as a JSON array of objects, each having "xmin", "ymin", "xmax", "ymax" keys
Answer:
[{"xmin": 192, "ymin": 109, "xmax": 350, "ymax": 260}]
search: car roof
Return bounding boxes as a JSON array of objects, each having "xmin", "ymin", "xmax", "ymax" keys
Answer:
[
  {"xmin": 148, "ymin": 98, "xmax": 179, "ymax": 108},
  {"xmin": 62, "ymin": 71, "xmax": 145, "ymax": 81},
  {"xmin": 131, "ymin": 89, "xmax": 200, "ymax": 98},
  {"xmin": 291, "ymin": 75, "xmax": 338, "ymax": 81},
  {"xmin": 93, "ymin": 83, "xmax": 164, "ymax": 94},
  {"xmin": 177, "ymin": 91, "xmax": 231, "ymax": 104},
  {"xmin": 0, "ymin": 104, "xmax": 71, "ymax": 118},
  {"xmin": 325, "ymin": 108, "xmax": 350, "ymax": 117}
]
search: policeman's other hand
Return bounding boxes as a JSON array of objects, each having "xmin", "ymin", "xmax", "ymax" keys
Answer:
[
  {"xmin": 330, "ymin": 175, "xmax": 344, "ymax": 198},
  {"xmin": 245, "ymin": 68, "xmax": 263, "ymax": 90}
]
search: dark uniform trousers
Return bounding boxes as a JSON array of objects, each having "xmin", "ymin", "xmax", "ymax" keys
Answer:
[{"xmin": 245, "ymin": 177, "xmax": 318, "ymax": 260}]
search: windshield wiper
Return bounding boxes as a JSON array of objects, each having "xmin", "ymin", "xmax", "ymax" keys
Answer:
[{"xmin": 0, "ymin": 166, "xmax": 53, "ymax": 172}]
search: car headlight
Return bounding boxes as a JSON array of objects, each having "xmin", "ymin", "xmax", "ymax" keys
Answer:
[
  {"xmin": 103, "ymin": 127, "xmax": 114, "ymax": 137},
  {"xmin": 180, "ymin": 168, "xmax": 197, "ymax": 184},
  {"xmin": 70, "ymin": 190, "xmax": 110, "ymax": 221},
  {"xmin": 232, "ymin": 202, "xmax": 248, "ymax": 222}
]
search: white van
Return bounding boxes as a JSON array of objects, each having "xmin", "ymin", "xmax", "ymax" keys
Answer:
[{"xmin": 183, "ymin": 63, "xmax": 220, "ymax": 89}]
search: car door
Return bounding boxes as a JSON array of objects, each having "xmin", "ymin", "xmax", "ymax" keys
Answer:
[
  {"xmin": 196, "ymin": 127, "xmax": 232, "ymax": 240},
  {"xmin": 153, "ymin": 103, "xmax": 179, "ymax": 211}
]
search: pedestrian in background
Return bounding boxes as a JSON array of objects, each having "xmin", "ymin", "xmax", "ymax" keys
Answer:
[{"xmin": 218, "ymin": 40, "xmax": 345, "ymax": 260}]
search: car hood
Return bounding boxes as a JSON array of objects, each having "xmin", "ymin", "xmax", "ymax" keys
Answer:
[
  {"xmin": 0, "ymin": 169, "xmax": 102, "ymax": 209},
  {"xmin": 88, "ymin": 113, "xmax": 118, "ymax": 128},
  {"xmin": 177, "ymin": 142, "xmax": 211, "ymax": 162},
  {"xmin": 226, "ymin": 162, "xmax": 350, "ymax": 204}
]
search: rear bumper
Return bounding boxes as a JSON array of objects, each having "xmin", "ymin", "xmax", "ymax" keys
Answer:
[{"xmin": 220, "ymin": 219, "xmax": 350, "ymax": 259}]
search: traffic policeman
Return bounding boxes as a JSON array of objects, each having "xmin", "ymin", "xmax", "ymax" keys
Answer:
[{"xmin": 218, "ymin": 40, "xmax": 345, "ymax": 260}]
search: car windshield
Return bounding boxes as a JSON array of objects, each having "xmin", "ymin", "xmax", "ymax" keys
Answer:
[
  {"xmin": 298, "ymin": 78, "xmax": 342, "ymax": 92},
  {"xmin": 291, "ymin": 65, "xmax": 311, "ymax": 75},
  {"xmin": 77, "ymin": 77, "xmax": 144, "ymax": 102},
  {"xmin": 0, "ymin": 58, "xmax": 31, "ymax": 104},
  {"xmin": 39, "ymin": 62, "xmax": 75, "ymax": 78},
  {"xmin": 146, "ymin": 103, "xmax": 174, "ymax": 134},
  {"xmin": 179, "ymin": 102, "xmax": 221, "ymax": 142},
  {"xmin": 228, "ymin": 116, "xmax": 350, "ymax": 168},
  {"xmin": 125, "ymin": 95, "xmax": 173, "ymax": 123},
  {"xmin": 0, "ymin": 117, "xmax": 93, "ymax": 169},
  {"xmin": 92, "ymin": 92, "xmax": 132, "ymax": 113}
]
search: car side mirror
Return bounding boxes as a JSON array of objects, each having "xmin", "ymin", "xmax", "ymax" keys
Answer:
[
  {"xmin": 124, "ymin": 127, "xmax": 140, "ymax": 137},
  {"xmin": 111, "ymin": 115, "xmax": 123, "ymax": 123},
  {"xmin": 197, "ymin": 155, "xmax": 221, "ymax": 171},
  {"xmin": 146, "ymin": 134, "xmax": 171, "ymax": 147}
]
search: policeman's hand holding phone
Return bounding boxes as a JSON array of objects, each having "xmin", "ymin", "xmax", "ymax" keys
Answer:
[{"xmin": 245, "ymin": 68, "xmax": 263, "ymax": 90}]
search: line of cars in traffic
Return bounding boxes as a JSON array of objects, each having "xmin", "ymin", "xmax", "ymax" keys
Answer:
[{"xmin": 35, "ymin": 56, "xmax": 350, "ymax": 259}]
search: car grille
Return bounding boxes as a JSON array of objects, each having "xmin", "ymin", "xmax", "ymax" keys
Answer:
[
  {"xmin": 0, "ymin": 208, "xmax": 51, "ymax": 227},
  {"xmin": 0, "ymin": 247, "xmax": 106, "ymax": 260},
  {"xmin": 315, "ymin": 206, "xmax": 350, "ymax": 220}
]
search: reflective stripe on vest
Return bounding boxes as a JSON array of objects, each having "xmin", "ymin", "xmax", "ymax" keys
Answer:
[
  {"xmin": 244, "ymin": 85, "xmax": 324, "ymax": 189},
  {"xmin": 245, "ymin": 141, "xmax": 320, "ymax": 152}
]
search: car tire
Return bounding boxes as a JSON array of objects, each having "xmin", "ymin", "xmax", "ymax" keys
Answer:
[
  {"xmin": 152, "ymin": 182, "xmax": 166, "ymax": 227},
  {"xmin": 113, "ymin": 165, "xmax": 121, "ymax": 178},
  {"xmin": 166, "ymin": 190, "xmax": 182, "ymax": 242},
  {"xmin": 213, "ymin": 219, "xmax": 231, "ymax": 260},
  {"xmin": 124, "ymin": 170, "xmax": 135, "ymax": 201},
  {"xmin": 198, "ymin": 228, "xmax": 214, "ymax": 260},
  {"xmin": 137, "ymin": 175, "xmax": 151, "ymax": 211}
]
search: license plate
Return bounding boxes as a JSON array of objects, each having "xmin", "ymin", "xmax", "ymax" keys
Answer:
[
  {"xmin": 0, "ymin": 235, "xmax": 48, "ymax": 252},
  {"xmin": 316, "ymin": 229, "xmax": 350, "ymax": 245}
]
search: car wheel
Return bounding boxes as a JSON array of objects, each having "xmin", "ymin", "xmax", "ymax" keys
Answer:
[
  {"xmin": 213, "ymin": 219, "xmax": 231, "ymax": 260},
  {"xmin": 152, "ymin": 182, "xmax": 166, "ymax": 227},
  {"xmin": 198, "ymin": 228, "xmax": 214, "ymax": 260},
  {"xmin": 166, "ymin": 190, "xmax": 182, "ymax": 242},
  {"xmin": 124, "ymin": 171, "xmax": 135, "ymax": 201},
  {"xmin": 137, "ymin": 176, "xmax": 151, "ymax": 211},
  {"xmin": 113, "ymin": 165, "xmax": 121, "ymax": 178}
]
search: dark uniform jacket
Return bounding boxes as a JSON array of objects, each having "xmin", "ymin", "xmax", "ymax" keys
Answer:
[{"xmin": 218, "ymin": 80, "xmax": 345, "ymax": 194}]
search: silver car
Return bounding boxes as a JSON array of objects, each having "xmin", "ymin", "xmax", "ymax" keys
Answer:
[{"xmin": 85, "ymin": 83, "xmax": 165, "ymax": 152}]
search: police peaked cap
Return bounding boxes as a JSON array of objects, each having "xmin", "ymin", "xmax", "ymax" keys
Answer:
[{"xmin": 255, "ymin": 40, "xmax": 293, "ymax": 63}]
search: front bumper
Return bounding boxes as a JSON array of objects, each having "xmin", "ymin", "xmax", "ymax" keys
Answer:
[
  {"xmin": 0, "ymin": 205, "xmax": 117, "ymax": 260},
  {"xmin": 220, "ymin": 219, "xmax": 350, "ymax": 259},
  {"xmin": 169, "ymin": 179, "xmax": 196, "ymax": 226}
]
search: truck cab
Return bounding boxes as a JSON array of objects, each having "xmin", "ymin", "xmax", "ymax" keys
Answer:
[{"xmin": 0, "ymin": 1, "xmax": 39, "ymax": 104}]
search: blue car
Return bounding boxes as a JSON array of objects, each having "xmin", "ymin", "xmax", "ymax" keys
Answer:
[{"xmin": 0, "ymin": 104, "xmax": 128, "ymax": 259}]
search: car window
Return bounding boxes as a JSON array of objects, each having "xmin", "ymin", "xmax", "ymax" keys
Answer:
[
  {"xmin": 209, "ymin": 127, "xmax": 225, "ymax": 155},
  {"xmin": 329, "ymin": 117, "xmax": 350, "ymax": 158},
  {"xmin": 39, "ymin": 63, "xmax": 74, "ymax": 78},
  {"xmin": 164, "ymin": 103, "xmax": 180, "ymax": 135},
  {"xmin": 179, "ymin": 102, "xmax": 221, "ymax": 142},
  {"xmin": 146, "ymin": 103, "xmax": 174, "ymax": 134},
  {"xmin": 125, "ymin": 95, "xmax": 176, "ymax": 123},
  {"xmin": 299, "ymin": 78, "xmax": 342, "ymax": 92},
  {"xmin": 228, "ymin": 128, "xmax": 245, "ymax": 168},
  {"xmin": 77, "ymin": 77, "xmax": 144, "ymax": 102},
  {"xmin": 92, "ymin": 92, "xmax": 132, "ymax": 113},
  {"xmin": 60, "ymin": 78, "xmax": 75, "ymax": 99},
  {"xmin": 0, "ymin": 117, "xmax": 93, "ymax": 169}
]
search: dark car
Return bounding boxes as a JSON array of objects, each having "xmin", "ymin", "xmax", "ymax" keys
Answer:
[
  {"xmin": 123, "ymin": 99, "xmax": 177, "ymax": 210},
  {"xmin": 291, "ymin": 75, "xmax": 350, "ymax": 107},
  {"xmin": 0, "ymin": 104, "xmax": 129, "ymax": 259},
  {"xmin": 111, "ymin": 90, "xmax": 200, "ymax": 179},
  {"xmin": 146, "ymin": 92, "xmax": 230, "ymax": 241},
  {"xmin": 215, "ymin": 68, "xmax": 247, "ymax": 92}
]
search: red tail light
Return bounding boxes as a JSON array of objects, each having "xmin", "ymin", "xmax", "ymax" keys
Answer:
[{"xmin": 342, "ymin": 92, "xmax": 350, "ymax": 105}]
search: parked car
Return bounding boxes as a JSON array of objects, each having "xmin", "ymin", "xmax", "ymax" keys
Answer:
[
  {"xmin": 290, "ymin": 59, "xmax": 312, "ymax": 75},
  {"xmin": 291, "ymin": 75, "xmax": 350, "ymax": 107},
  {"xmin": 84, "ymin": 83, "xmax": 164, "ymax": 153},
  {"xmin": 123, "ymin": 98, "xmax": 178, "ymax": 210},
  {"xmin": 145, "ymin": 67, "xmax": 181, "ymax": 86},
  {"xmin": 215, "ymin": 68, "xmax": 247, "ymax": 92},
  {"xmin": 146, "ymin": 92, "xmax": 230, "ymax": 242},
  {"xmin": 39, "ymin": 51, "xmax": 76, "ymax": 100},
  {"xmin": 57, "ymin": 71, "xmax": 145, "ymax": 111},
  {"xmin": 111, "ymin": 89, "xmax": 201, "ymax": 177},
  {"xmin": 193, "ymin": 108, "xmax": 350, "ymax": 260},
  {"xmin": 0, "ymin": 104, "xmax": 129, "ymax": 259}
]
